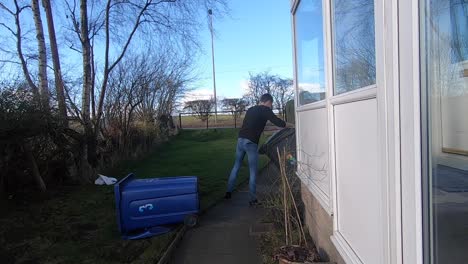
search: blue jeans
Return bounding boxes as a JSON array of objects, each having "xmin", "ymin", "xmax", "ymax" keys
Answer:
[{"xmin": 227, "ymin": 138, "xmax": 259, "ymax": 201}]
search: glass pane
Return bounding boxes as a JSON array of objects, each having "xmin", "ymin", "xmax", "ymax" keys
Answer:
[
  {"xmin": 332, "ymin": 0, "xmax": 376, "ymax": 94},
  {"xmin": 422, "ymin": 0, "xmax": 468, "ymax": 263},
  {"xmin": 295, "ymin": 0, "xmax": 326, "ymax": 105}
]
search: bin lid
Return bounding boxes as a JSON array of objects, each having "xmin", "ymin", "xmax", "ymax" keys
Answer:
[{"xmin": 259, "ymin": 128, "xmax": 295, "ymax": 154}]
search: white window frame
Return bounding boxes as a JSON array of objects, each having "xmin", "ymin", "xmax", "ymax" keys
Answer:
[
  {"xmin": 329, "ymin": 0, "xmax": 384, "ymax": 262},
  {"xmin": 293, "ymin": 0, "xmax": 328, "ymax": 110},
  {"xmin": 399, "ymin": 0, "xmax": 424, "ymax": 263},
  {"xmin": 292, "ymin": 0, "xmax": 333, "ymax": 214},
  {"xmin": 329, "ymin": 2, "xmax": 378, "ymax": 98},
  {"xmin": 291, "ymin": 0, "xmax": 424, "ymax": 263}
]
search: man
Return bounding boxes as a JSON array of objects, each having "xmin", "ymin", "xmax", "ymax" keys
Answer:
[{"xmin": 225, "ymin": 93, "xmax": 287, "ymax": 206}]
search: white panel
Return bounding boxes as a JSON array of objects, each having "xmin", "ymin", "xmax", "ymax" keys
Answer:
[
  {"xmin": 441, "ymin": 94, "xmax": 468, "ymax": 154},
  {"xmin": 334, "ymin": 98, "xmax": 384, "ymax": 263},
  {"xmin": 298, "ymin": 108, "xmax": 330, "ymax": 200}
]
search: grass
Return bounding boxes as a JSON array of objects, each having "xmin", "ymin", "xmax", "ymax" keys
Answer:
[
  {"xmin": 0, "ymin": 129, "xmax": 268, "ymax": 264},
  {"xmin": 111, "ymin": 129, "xmax": 268, "ymax": 209}
]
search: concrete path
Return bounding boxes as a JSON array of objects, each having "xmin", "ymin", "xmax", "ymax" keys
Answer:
[{"xmin": 170, "ymin": 165, "xmax": 279, "ymax": 264}]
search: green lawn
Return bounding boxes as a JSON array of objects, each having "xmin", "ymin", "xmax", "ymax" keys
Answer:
[{"xmin": 0, "ymin": 129, "xmax": 268, "ymax": 264}]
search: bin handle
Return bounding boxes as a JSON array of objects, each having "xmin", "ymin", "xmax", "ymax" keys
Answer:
[{"xmin": 116, "ymin": 173, "xmax": 135, "ymax": 188}]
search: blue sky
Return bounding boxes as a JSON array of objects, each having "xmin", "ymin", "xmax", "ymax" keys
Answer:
[
  {"xmin": 0, "ymin": 0, "xmax": 293, "ymax": 101},
  {"xmin": 190, "ymin": 0, "xmax": 293, "ymax": 100}
]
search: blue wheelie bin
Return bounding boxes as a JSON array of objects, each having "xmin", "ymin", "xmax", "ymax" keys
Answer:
[
  {"xmin": 259, "ymin": 128, "xmax": 296, "ymax": 169},
  {"xmin": 114, "ymin": 174, "xmax": 199, "ymax": 240}
]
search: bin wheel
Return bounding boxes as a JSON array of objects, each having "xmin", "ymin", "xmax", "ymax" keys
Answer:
[{"xmin": 184, "ymin": 214, "xmax": 198, "ymax": 228}]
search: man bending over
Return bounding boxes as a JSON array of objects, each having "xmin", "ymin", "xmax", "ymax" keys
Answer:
[{"xmin": 225, "ymin": 93, "xmax": 287, "ymax": 206}]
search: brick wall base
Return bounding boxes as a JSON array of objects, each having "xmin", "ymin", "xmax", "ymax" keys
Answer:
[{"xmin": 301, "ymin": 183, "xmax": 345, "ymax": 264}]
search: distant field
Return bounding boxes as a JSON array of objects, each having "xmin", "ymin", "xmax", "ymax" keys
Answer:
[
  {"xmin": 175, "ymin": 113, "xmax": 285, "ymax": 129},
  {"xmin": 176, "ymin": 114, "xmax": 245, "ymax": 128}
]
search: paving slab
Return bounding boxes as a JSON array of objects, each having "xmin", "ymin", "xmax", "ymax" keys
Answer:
[{"xmin": 170, "ymin": 165, "xmax": 279, "ymax": 264}]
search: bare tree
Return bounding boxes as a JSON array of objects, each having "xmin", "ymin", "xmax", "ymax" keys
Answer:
[
  {"xmin": 31, "ymin": 0, "xmax": 49, "ymax": 109},
  {"xmin": 102, "ymin": 49, "xmax": 193, "ymax": 150},
  {"xmin": 245, "ymin": 71, "xmax": 275, "ymax": 105},
  {"xmin": 41, "ymin": 0, "xmax": 67, "ymax": 122},
  {"xmin": 90, "ymin": 0, "xmax": 226, "ymax": 129},
  {"xmin": 0, "ymin": 1, "xmax": 39, "ymax": 97},
  {"xmin": 221, "ymin": 98, "xmax": 248, "ymax": 123},
  {"xmin": 69, "ymin": 0, "xmax": 227, "ymax": 169},
  {"xmin": 104, "ymin": 57, "xmax": 148, "ymax": 150},
  {"xmin": 271, "ymin": 77, "xmax": 293, "ymax": 111},
  {"xmin": 0, "ymin": 0, "xmax": 228, "ymax": 184},
  {"xmin": 135, "ymin": 48, "xmax": 194, "ymax": 123},
  {"xmin": 244, "ymin": 71, "xmax": 293, "ymax": 110},
  {"xmin": 79, "ymin": 0, "xmax": 96, "ymax": 172},
  {"xmin": 184, "ymin": 99, "xmax": 215, "ymax": 122}
]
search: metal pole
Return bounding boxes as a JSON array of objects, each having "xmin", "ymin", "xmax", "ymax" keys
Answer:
[
  {"xmin": 208, "ymin": 9, "xmax": 217, "ymax": 124},
  {"xmin": 234, "ymin": 112, "xmax": 237, "ymax": 128},
  {"xmin": 179, "ymin": 113, "xmax": 182, "ymax": 129}
]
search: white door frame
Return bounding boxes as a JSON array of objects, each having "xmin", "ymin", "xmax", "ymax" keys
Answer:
[
  {"xmin": 329, "ymin": 0, "xmax": 394, "ymax": 263},
  {"xmin": 398, "ymin": 0, "xmax": 424, "ymax": 263},
  {"xmin": 290, "ymin": 0, "xmax": 425, "ymax": 263}
]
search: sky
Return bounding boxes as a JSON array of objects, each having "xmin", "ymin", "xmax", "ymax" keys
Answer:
[
  {"xmin": 188, "ymin": 0, "xmax": 294, "ymax": 100},
  {"xmin": 0, "ymin": 0, "xmax": 294, "ymax": 102}
]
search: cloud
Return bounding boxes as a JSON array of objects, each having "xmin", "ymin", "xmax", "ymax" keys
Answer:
[
  {"xmin": 299, "ymin": 82, "xmax": 323, "ymax": 93},
  {"xmin": 183, "ymin": 88, "xmax": 214, "ymax": 102},
  {"xmin": 240, "ymin": 79, "xmax": 249, "ymax": 95}
]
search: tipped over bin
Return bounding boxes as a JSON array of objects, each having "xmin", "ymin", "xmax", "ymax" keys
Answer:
[
  {"xmin": 114, "ymin": 174, "xmax": 199, "ymax": 240},
  {"xmin": 259, "ymin": 128, "xmax": 296, "ymax": 168}
]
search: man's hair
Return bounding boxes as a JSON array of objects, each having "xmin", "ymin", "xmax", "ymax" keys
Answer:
[{"xmin": 259, "ymin": 93, "xmax": 273, "ymax": 103}]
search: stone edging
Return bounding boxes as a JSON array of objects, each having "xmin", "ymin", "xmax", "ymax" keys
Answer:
[{"xmin": 157, "ymin": 226, "xmax": 187, "ymax": 264}]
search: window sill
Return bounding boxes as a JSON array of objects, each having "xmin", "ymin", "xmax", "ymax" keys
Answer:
[
  {"xmin": 330, "ymin": 85, "xmax": 377, "ymax": 106},
  {"xmin": 296, "ymin": 100, "xmax": 327, "ymax": 112}
]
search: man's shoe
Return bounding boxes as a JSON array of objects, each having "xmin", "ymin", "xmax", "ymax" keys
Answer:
[
  {"xmin": 249, "ymin": 199, "xmax": 261, "ymax": 207},
  {"xmin": 224, "ymin": 192, "xmax": 232, "ymax": 199}
]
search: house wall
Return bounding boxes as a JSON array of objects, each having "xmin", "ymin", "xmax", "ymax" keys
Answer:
[
  {"xmin": 301, "ymin": 183, "xmax": 345, "ymax": 264},
  {"xmin": 291, "ymin": 0, "xmax": 405, "ymax": 263}
]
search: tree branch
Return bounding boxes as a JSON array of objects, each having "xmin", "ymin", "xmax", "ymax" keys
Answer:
[
  {"xmin": 65, "ymin": 0, "xmax": 82, "ymax": 43},
  {"xmin": 64, "ymin": 84, "xmax": 82, "ymax": 121},
  {"xmin": 0, "ymin": 22, "xmax": 16, "ymax": 36},
  {"xmin": 68, "ymin": 43, "xmax": 82, "ymax": 53},
  {"xmin": 95, "ymin": 0, "xmax": 158, "ymax": 127},
  {"xmin": 12, "ymin": 0, "xmax": 39, "ymax": 95},
  {"xmin": 0, "ymin": 59, "xmax": 22, "ymax": 65},
  {"xmin": 108, "ymin": 3, "xmax": 151, "ymax": 72},
  {"xmin": 0, "ymin": 3, "xmax": 14, "ymax": 15}
]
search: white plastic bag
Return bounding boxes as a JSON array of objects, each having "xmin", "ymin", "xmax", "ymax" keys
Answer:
[{"xmin": 94, "ymin": 174, "xmax": 118, "ymax": 185}]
